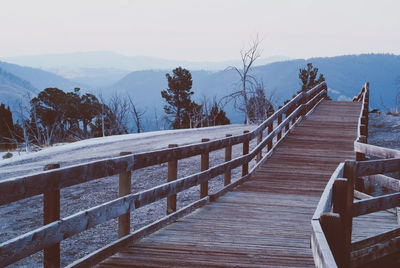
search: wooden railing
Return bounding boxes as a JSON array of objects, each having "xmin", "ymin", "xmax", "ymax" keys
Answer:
[
  {"xmin": 311, "ymin": 83, "xmax": 400, "ymax": 267},
  {"xmin": 0, "ymin": 82, "xmax": 327, "ymax": 267}
]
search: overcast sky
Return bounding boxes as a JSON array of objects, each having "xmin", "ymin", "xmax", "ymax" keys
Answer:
[{"xmin": 1, "ymin": 0, "xmax": 399, "ymax": 61}]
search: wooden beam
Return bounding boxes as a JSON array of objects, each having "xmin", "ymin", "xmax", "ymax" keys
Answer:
[
  {"xmin": 167, "ymin": 144, "xmax": 178, "ymax": 215},
  {"xmin": 354, "ymin": 142, "xmax": 400, "ymax": 159},
  {"xmin": 224, "ymin": 134, "xmax": 232, "ymax": 186},
  {"xmin": 242, "ymin": 131, "xmax": 249, "ymax": 176},
  {"xmin": 353, "ymin": 192, "xmax": 400, "ymax": 217},
  {"xmin": 354, "ymin": 190, "xmax": 397, "ymax": 215},
  {"xmin": 267, "ymin": 121, "xmax": 273, "ymax": 151},
  {"xmin": 313, "ymin": 163, "xmax": 344, "ymax": 220},
  {"xmin": 43, "ymin": 163, "xmax": 61, "ymax": 268},
  {"xmin": 356, "ymin": 158, "xmax": 400, "ymax": 177},
  {"xmin": 362, "ymin": 174, "xmax": 400, "ymax": 192},
  {"xmin": 118, "ymin": 152, "xmax": 132, "ymax": 238},
  {"xmin": 352, "ymin": 226, "xmax": 400, "ymax": 252},
  {"xmin": 342, "ymin": 160, "xmax": 357, "ymax": 268},
  {"xmin": 311, "ymin": 219, "xmax": 338, "ymax": 268},
  {"xmin": 277, "ymin": 107, "xmax": 283, "ymax": 141},
  {"xmin": 200, "ymin": 138, "xmax": 210, "ymax": 198},
  {"xmin": 320, "ymin": 213, "xmax": 344, "ymax": 266},
  {"xmin": 350, "ymin": 231, "xmax": 400, "ymax": 268},
  {"xmin": 256, "ymin": 131, "xmax": 262, "ymax": 162}
]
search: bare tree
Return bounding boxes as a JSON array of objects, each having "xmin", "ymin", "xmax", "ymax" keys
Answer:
[
  {"xmin": 247, "ymin": 81, "xmax": 276, "ymax": 124},
  {"xmin": 13, "ymin": 100, "xmax": 33, "ymax": 152},
  {"xmin": 128, "ymin": 95, "xmax": 146, "ymax": 133},
  {"xmin": 107, "ymin": 94, "xmax": 130, "ymax": 135},
  {"xmin": 225, "ymin": 35, "xmax": 262, "ymax": 124}
]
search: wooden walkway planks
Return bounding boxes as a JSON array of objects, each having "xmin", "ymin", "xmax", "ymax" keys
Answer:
[{"xmin": 96, "ymin": 100, "xmax": 396, "ymax": 267}]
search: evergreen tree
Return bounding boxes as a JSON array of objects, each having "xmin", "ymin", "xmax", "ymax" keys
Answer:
[
  {"xmin": 209, "ymin": 102, "xmax": 230, "ymax": 126},
  {"xmin": 161, "ymin": 67, "xmax": 194, "ymax": 129},
  {"xmin": 79, "ymin": 92, "xmax": 101, "ymax": 137},
  {"xmin": 0, "ymin": 103, "xmax": 14, "ymax": 150},
  {"xmin": 298, "ymin": 63, "xmax": 325, "ymax": 92}
]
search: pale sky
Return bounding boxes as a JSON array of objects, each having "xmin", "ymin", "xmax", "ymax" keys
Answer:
[{"xmin": 1, "ymin": 0, "xmax": 399, "ymax": 61}]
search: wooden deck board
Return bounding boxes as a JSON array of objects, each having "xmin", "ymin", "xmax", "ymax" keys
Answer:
[{"xmin": 96, "ymin": 100, "xmax": 397, "ymax": 267}]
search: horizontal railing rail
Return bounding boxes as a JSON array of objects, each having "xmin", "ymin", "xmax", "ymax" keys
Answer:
[
  {"xmin": 0, "ymin": 82, "xmax": 328, "ymax": 267},
  {"xmin": 311, "ymin": 82, "xmax": 400, "ymax": 267},
  {"xmin": 0, "ymin": 83, "xmax": 325, "ymax": 206}
]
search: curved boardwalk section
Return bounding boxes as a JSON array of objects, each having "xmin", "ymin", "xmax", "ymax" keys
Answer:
[{"xmin": 97, "ymin": 100, "xmax": 369, "ymax": 267}]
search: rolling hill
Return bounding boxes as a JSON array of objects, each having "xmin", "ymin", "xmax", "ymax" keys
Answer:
[
  {"xmin": 105, "ymin": 54, "xmax": 400, "ymax": 124},
  {"xmin": 0, "ymin": 61, "xmax": 86, "ymax": 93},
  {"xmin": 1, "ymin": 53, "xmax": 399, "ymax": 126},
  {"xmin": 0, "ymin": 68, "xmax": 38, "ymax": 106}
]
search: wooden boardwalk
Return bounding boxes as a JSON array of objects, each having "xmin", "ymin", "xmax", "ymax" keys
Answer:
[{"xmin": 96, "ymin": 100, "xmax": 397, "ymax": 267}]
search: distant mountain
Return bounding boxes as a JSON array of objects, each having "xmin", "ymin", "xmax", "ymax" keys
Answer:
[
  {"xmin": 0, "ymin": 61, "xmax": 87, "ymax": 92},
  {"xmin": 0, "ymin": 68, "xmax": 38, "ymax": 106},
  {"xmin": 1, "ymin": 53, "xmax": 399, "ymax": 127},
  {"xmin": 105, "ymin": 54, "xmax": 400, "ymax": 124},
  {"xmin": 1, "ymin": 51, "xmax": 289, "ymax": 87},
  {"xmin": 2, "ymin": 51, "xmax": 290, "ymax": 71}
]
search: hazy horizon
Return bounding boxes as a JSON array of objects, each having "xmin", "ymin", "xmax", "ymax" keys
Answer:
[{"xmin": 1, "ymin": 0, "xmax": 399, "ymax": 61}]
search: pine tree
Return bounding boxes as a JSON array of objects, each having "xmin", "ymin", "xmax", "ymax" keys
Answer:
[
  {"xmin": 0, "ymin": 103, "xmax": 14, "ymax": 150},
  {"xmin": 209, "ymin": 102, "xmax": 230, "ymax": 126},
  {"xmin": 298, "ymin": 63, "xmax": 325, "ymax": 92},
  {"xmin": 161, "ymin": 67, "xmax": 194, "ymax": 129}
]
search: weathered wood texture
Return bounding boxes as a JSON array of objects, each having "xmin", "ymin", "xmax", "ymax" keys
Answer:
[
  {"xmin": 43, "ymin": 163, "xmax": 61, "ymax": 268},
  {"xmin": 97, "ymin": 100, "xmax": 366, "ymax": 268},
  {"xmin": 0, "ymin": 101, "xmax": 308, "ymax": 266}
]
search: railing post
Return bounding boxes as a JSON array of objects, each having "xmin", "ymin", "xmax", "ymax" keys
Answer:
[
  {"xmin": 291, "ymin": 99, "xmax": 297, "ymax": 125},
  {"xmin": 331, "ymin": 178, "xmax": 350, "ymax": 267},
  {"xmin": 224, "ymin": 134, "xmax": 232, "ymax": 186},
  {"xmin": 200, "ymin": 139, "xmax": 209, "ymax": 198},
  {"xmin": 267, "ymin": 112, "xmax": 273, "ymax": 151},
  {"xmin": 319, "ymin": 212, "xmax": 342, "ymax": 264},
  {"xmin": 277, "ymin": 106, "xmax": 283, "ymax": 141},
  {"xmin": 256, "ymin": 131, "xmax": 263, "ymax": 162},
  {"xmin": 341, "ymin": 161, "xmax": 357, "ymax": 268},
  {"xmin": 356, "ymin": 135, "xmax": 367, "ymax": 161},
  {"xmin": 43, "ymin": 163, "xmax": 61, "ymax": 268},
  {"xmin": 167, "ymin": 144, "xmax": 178, "ymax": 214},
  {"xmin": 285, "ymin": 108, "xmax": 291, "ymax": 133},
  {"xmin": 118, "ymin": 152, "xmax": 132, "ymax": 238},
  {"xmin": 242, "ymin": 130, "xmax": 249, "ymax": 176}
]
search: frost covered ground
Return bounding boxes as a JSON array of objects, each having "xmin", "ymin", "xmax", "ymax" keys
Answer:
[
  {"xmin": 368, "ymin": 113, "xmax": 400, "ymax": 151},
  {"xmin": 0, "ymin": 124, "xmax": 259, "ymax": 267},
  {"xmin": 1, "ymin": 114, "xmax": 399, "ymax": 267}
]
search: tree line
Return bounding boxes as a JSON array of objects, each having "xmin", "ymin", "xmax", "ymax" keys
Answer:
[
  {"xmin": 1, "ymin": 41, "xmax": 326, "ymax": 153},
  {"xmin": 0, "ymin": 88, "xmax": 145, "ymax": 151}
]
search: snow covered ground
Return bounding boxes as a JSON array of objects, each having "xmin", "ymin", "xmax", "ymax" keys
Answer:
[
  {"xmin": 0, "ymin": 124, "xmax": 259, "ymax": 267},
  {"xmin": 368, "ymin": 113, "xmax": 400, "ymax": 151},
  {"xmin": 0, "ymin": 124, "xmax": 256, "ymax": 180},
  {"xmin": 1, "ymin": 114, "xmax": 399, "ymax": 267}
]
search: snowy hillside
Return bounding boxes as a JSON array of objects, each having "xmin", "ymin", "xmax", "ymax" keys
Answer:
[{"xmin": 0, "ymin": 124, "xmax": 256, "ymax": 180}]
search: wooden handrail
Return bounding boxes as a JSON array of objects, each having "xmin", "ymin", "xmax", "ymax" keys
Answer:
[
  {"xmin": 0, "ymin": 82, "xmax": 327, "ymax": 266},
  {"xmin": 311, "ymin": 83, "xmax": 368, "ymax": 267},
  {"xmin": 312, "ymin": 82, "xmax": 400, "ymax": 267},
  {"xmin": 0, "ymin": 82, "xmax": 327, "ymax": 206}
]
